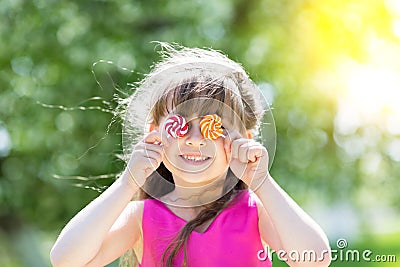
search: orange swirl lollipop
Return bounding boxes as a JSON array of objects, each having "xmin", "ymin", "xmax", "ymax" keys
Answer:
[{"xmin": 200, "ymin": 114, "xmax": 225, "ymax": 140}]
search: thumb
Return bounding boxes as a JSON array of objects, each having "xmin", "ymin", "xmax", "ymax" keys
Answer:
[
  {"xmin": 144, "ymin": 130, "xmax": 162, "ymax": 144},
  {"xmin": 223, "ymin": 130, "xmax": 243, "ymax": 153}
]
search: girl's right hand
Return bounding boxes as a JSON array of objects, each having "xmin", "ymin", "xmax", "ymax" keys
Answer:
[{"xmin": 125, "ymin": 131, "xmax": 164, "ymax": 187}]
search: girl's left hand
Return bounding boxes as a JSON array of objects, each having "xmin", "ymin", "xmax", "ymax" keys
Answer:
[{"xmin": 224, "ymin": 130, "xmax": 270, "ymax": 190}]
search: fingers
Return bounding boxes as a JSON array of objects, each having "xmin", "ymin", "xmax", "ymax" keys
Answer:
[
  {"xmin": 131, "ymin": 131, "xmax": 165, "ymax": 167},
  {"xmin": 130, "ymin": 146, "xmax": 163, "ymax": 166},
  {"xmin": 141, "ymin": 149, "xmax": 163, "ymax": 161},
  {"xmin": 158, "ymin": 119, "xmax": 174, "ymax": 146},
  {"xmin": 246, "ymin": 143, "xmax": 266, "ymax": 163},
  {"xmin": 224, "ymin": 129, "xmax": 268, "ymax": 163},
  {"xmin": 135, "ymin": 143, "xmax": 163, "ymax": 155},
  {"xmin": 238, "ymin": 141, "xmax": 251, "ymax": 163},
  {"xmin": 224, "ymin": 130, "xmax": 243, "ymax": 154},
  {"xmin": 233, "ymin": 139, "xmax": 253, "ymax": 163},
  {"xmin": 230, "ymin": 138, "xmax": 265, "ymax": 164},
  {"xmin": 143, "ymin": 130, "xmax": 163, "ymax": 144},
  {"xmin": 231, "ymin": 138, "xmax": 245, "ymax": 160},
  {"xmin": 160, "ymin": 128, "xmax": 172, "ymax": 147},
  {"xmin": 138, "ymin": 134, "xmax": 164, "ymax": 163},
  {"xmin": 126, "ymin": 130, "xmax": 169, "ymax": 187},
  {"xmin": 224, "ymin": 129, "xmax": 248, "ymax": 160}
]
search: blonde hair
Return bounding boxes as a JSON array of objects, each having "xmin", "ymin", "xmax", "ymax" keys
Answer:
[
  {"xmin": 118, "ymin": 43, "xmax": 266, "ymax": 267},
  {"xmin": 120, "ymin": 43, "xmax": 265, "ymax": 162}
]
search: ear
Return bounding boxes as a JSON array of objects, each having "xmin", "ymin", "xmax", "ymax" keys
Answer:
[{"xmin": 246, "ymin": 130, "xmax": 253, "ymax": 139}]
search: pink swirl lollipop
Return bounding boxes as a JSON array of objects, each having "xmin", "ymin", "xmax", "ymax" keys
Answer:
[{"xmin": 164, "ymin": 114, "xmax": 188, "ymax": 138}]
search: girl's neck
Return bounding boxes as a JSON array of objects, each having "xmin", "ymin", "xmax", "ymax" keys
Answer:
[{"xmin": 162, "ymin": 170, "xmax": 229, "ymax": 207}]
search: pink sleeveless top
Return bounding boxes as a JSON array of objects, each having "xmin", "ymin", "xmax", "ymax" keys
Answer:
[{"xmin": 139, "ymin": 190, "xmax": 272, "ymax": 267}]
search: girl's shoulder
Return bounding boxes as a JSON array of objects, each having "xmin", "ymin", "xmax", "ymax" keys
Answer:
[
  {"xmin": 126, "ymin": 200, "xmax": 145, "ymax": 264},
  {"xmin": 248, "ymin": 190, "xmax": 265, "ymax": 214},
  {"xmin": 127, "ymin": 199, "xmax": 145, "ymax": 218},
  {"xmin": 126, "ymin": 199, "xmax": 145, "ymax": 211},
  {"xmin": 124, "ymin": 200, "xmax": 145, "ymax": 234},
  {"xmin": 127, "ymin": 198, "xmax": 160, "ymax": 226},
  {"xmin": 230, "ymin": 189, "xmax": 259, "ymax": 208}
]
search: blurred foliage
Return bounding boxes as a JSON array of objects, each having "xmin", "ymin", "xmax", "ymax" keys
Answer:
[{"xmin": 1, "ymin": 0, "xmax": 400, "ymax": 266}]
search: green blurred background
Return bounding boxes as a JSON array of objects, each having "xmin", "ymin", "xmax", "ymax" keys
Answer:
[{"xmin": 1, "ymin": 0, "xmax": 399, "ymax": 266}]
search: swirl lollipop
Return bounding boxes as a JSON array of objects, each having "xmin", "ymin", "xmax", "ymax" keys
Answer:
[
  {"xmin": 164, "ymin": 114, "xmax": 189, "ymax": 138},
  {"xmin": 200, "ymin": 114, "xmax": 225, "ymax": 140}
]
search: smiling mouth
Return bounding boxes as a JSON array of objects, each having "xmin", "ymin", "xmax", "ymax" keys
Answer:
[{"xmin": 179, "ymin": 155, "xmax": 211, "ymax": 162}]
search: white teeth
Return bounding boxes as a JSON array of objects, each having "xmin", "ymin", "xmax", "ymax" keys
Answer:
[{"xmin": 182, "ymin": 155, "xmax": 208, "ymax": 161}]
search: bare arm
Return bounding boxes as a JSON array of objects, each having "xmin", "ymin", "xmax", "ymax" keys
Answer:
[
  {"xmin": 50, "ymin": 131, "xmax": 164, "ymax": 267},
  {"xmin": 50, "ymin": 172, "xmax": 141, "ymax": 267},
  {"xmin": 225, "ymin": 132, "xmax": 331, "ymax": 267},
  {"xmin": 254, "ymin": 175, "xmax": 331, "ymax": 267}
]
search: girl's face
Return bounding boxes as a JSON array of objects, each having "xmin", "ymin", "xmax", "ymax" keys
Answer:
[
  {"xmin": 157, "ymin": 114, "xmax": 230, "ymax": 187},
  {"xmin": 149, "ymin": 87, "xmax": 250, "ymax": 187}
]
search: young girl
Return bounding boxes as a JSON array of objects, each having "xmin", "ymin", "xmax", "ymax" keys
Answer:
[{"xmin": 50, "ymin": 44, "xmax": 331, "ymax": 267}]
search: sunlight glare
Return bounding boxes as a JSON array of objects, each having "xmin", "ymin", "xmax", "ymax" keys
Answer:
[
  {"xmin": 385, "ymin": 0, "xmax": 400, "ymax": 16},
  {"xmin": 334, "ymin": 56, "xmax": 400, "ymax": 134},
  {"xmin": 345, "ymin": 64, "xmax": 400, "ymax": 116}
]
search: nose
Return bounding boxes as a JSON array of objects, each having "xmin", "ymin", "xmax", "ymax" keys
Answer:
[{"xmin": 185, "ymin": 120, "xmax": 206, "ymax": 147}]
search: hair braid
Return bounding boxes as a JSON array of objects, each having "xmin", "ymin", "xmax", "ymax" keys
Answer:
[{"xmin": 161, "ymin": 178, "xmax": 246, "ymax": 267}]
